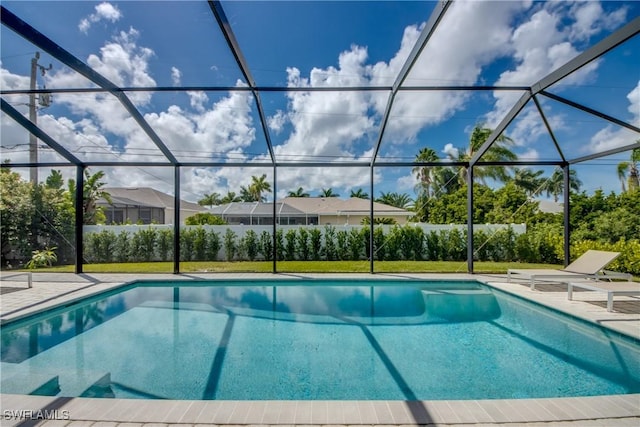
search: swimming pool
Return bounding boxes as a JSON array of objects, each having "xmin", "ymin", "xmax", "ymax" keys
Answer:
[{"xmin": 1, "ymin": 279, "xmax": 639, "ymax": 400}]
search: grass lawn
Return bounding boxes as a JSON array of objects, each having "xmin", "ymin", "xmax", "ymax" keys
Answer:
[{"xmin": 11, "ymin": 260, "xmax": 562, "ymax": 274}]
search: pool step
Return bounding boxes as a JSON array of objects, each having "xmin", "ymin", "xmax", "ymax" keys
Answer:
[
  {"xmin": 0, "ymin": 370, "xmax": 60, "ymax": 396},
  {"xmin": 421, "ymin": 288, "xmax": 501, "ymax": 321},
  {"xmin": 59, "ymin": 371, "xmax": 114, "ymax": 398}
]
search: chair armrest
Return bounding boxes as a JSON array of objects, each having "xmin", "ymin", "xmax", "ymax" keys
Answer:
[{"xmin": 599, "ymin": 270, "xmax": 632, "ymax": 281}]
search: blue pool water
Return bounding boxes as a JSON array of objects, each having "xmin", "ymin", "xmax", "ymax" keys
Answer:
[{"xmin": 1, "ymin": 280, "xmax": 639, "ymax": 400}]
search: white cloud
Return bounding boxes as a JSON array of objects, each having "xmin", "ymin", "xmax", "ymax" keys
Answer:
[
  {"xmin": 586, "ymin": 80, "xmax": 640, "ymax": 153},
  {"xmin": 171, "ymin": 67, "xmax": 182, "ymax": 86},
  {"xmin": 569, "ymin": 1, "xmax": 627, "ymax": 42},
  {"xmin": 627, "ymin": 80, "xmax": 640, "ymax": 126},
  {"xmin": 267, "ymin": 110, "xmax": 287, "ymax": 134},
  {"xmin": 79, "ymin": 2, "xmax": 122, "ymax": 34},
  {"xmin": 187, "ymin": 91, "xmax": 208, "ymax": 113},
  {"xmin": 372, "ymin": 1, "xmax": 527, "ymax": 143},
  {"xmin": 442, "ymin": 143, "xmax": 458, "ymax": 159},
  {"xmin": 486, "ymin": 0, "xmax": 627, "ymax": 161}
]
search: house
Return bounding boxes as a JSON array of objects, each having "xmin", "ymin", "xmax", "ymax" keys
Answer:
[
  {"xmin": 208, "ymin": 197, "xmax": 413, "ymax": 226},
  {"xmin": 98, "ymin": 187, "xmax": 206, "ymax": 224}
]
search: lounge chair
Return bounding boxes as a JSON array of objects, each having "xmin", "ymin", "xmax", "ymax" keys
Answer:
[
  {"xmin": 507, "ymin": 250, "xmax": 631, "ymax": 290},
  {"xmin": 567, "ymin": 280, "xmax": 640, "ymax": 312}
]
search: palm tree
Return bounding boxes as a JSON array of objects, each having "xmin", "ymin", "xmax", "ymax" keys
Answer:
[
  {"xmin": 320, "ymin": 188, "xmax": 339, "ymax": 197},
  {"xmin": 446, "ymin": 125, "xmax": 517, "ymax": 186},
  {"xmin": 221, "ymin": 191, "xmax": 241, "ymax": 204},
  {"xmin": 544, "ymin": 169, "xmax": 582, "ymax": 202},
  {"xmin": 617, "ymin": 147, "xmax": 640, "ymax": 192},
  {"xmin": 350, "ymin": 188, "xmax": 369, "ymax": 199},
  {"xmin": 198, "ymin": 192, "xmax": 221, "ymax": 208},
  {"xmin": 376, "ymin": 192, "xmax": 413, "ymax": 209},
  {"xmin": 412, "ymin": 147, "xmax": 440, "ymax": 198},
  {"xmin": 239, "ymin": 185, "xmax": 254, "ymax": 202},
  {"xmin": 66, "ymin": 169, "xmax": 111, "ymax": 224},
  {"xmin": 512, "ymin": 168, "xmax": 545, "ymax": 197},
  {"xmin": 288, "ymin": 187, "xmax": 310, "ymax": 197},
  {"xmin": 249, "ymin": 174, "xmax": 272, "ymax": 202}
]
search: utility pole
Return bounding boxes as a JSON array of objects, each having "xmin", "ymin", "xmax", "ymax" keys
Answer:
[{"xmin": 28, "ymin": 52, "xmax": 52, "ymax": 184}]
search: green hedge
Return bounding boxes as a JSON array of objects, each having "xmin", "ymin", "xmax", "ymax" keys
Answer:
[{"xmin": 82, "ymin": 225, "xmax": 640, "ymax": 274}]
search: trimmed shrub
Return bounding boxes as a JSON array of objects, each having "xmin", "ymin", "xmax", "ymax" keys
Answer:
[
  {"xmin": 193, "ymin": 227, "xmax": 207, "ymax": 261},
  {"xmin": 323, "ymin": 226, "xmax": 337, "ymax": 261},
  {"xmin": 115, "ymin": 230, "xmax": 131, "ymax": 262},
  {"xmin": 284, "ymin": 229, "xmax": 297, "ymax": 261},
  {"xmin": 373, "ymin": 227, "xmax": 386, "ymax": 261},
  {"xmin": 275, "ymin": 229, "xmax": 285, "ymax": 261},
  {"xmin": 206, "ymin": 229, "xmax": 221, "ymax": 261},
  {"xmin": 180, "ymin": 228, "xmax": 195, "ymax": 261},
  {"xmin": 259, "ymin": 230, "xmax": 273, "ymax": 261},
  {"xmin": 347, "ymin": 228, "xmax": 362, "ymax": 260},
  {"xmin": 336, "ymin": 230, "xmax": 349, "ymax": 260},
  {"xmin": 296, "ymin": 228, "xmax": 310, "ymax": 261},
  {"xmin": 242, "ymin": 229, "xmax": 259, "ymax": 261},
  {"xmin": 157, "ymin": 228, "xmax": 173, "ymax": 262},
  {"xmin": 137, "ymin": 228, "xmax": 158, "ymax": 262},
  {"xmin": 309, "ymin": 228, "xmax": 322, "ymax": 261},
  {"xmin": 223, "ymin": 228, "xmax": 237, "ymax": 261}
]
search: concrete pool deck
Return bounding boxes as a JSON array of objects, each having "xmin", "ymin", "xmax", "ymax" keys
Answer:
[{"xmin": 1, "ymin": 272, "xmax": 639, "ymax": 426}]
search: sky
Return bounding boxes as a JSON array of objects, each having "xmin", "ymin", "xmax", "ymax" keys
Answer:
[{"xmin": 1, "ymin": 0, "xmax": 639, "ymax": 203}]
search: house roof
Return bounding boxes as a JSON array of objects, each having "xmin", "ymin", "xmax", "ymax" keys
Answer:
[
  {"xmin": 208, "ymin": 201, "xmax": 307, "ymax": 216},
  {"xmin": 280, "ymin": 197, "xmax": 413, "ymax": 217},
  {"xmin": 100, "ymin": 187, "xmax": 206, "ymax": 213},
  {"xmin": 208, "ymin": 197, "xmax": 412, "ymax": 217}
]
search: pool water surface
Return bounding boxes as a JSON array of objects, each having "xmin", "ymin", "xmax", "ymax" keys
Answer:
[{"xmin": 1, "ymin": 280, "xmax": 639, "ymax": 400}]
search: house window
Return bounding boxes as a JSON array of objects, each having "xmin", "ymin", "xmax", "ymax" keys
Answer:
[
  {"xmin": 139, "ymin": 208, "xmax": 151, "ymax": 224},
  {"xmin": 113, "ymin": 209, "xmax": 124, "ymax": 224}
]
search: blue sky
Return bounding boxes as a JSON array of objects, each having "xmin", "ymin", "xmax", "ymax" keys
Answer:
[{"xmin": 1, "ymin": 1, "xmax": 639, "ymax": 202}]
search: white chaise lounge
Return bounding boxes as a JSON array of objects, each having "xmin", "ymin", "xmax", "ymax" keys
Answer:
[
  {"xmin": 567, "ymin": 281, "xmax": 640, "ymax": 312},
  {"xmin": 507, "ymin": 250, "xmax": 630, "ymax": 290}
]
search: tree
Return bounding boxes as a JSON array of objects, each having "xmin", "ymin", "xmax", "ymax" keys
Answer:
[
  {"xmin": 221, "ymin": 191, "xmax": 241, "ymax": 204},
  {"xmin": 249, "ymin": 174, "xmax": 272, "ymax": 202},
  {"xmin": 198, "ymin": 192, "xmax": 221, "ymax": 208},
  {"xmin": 185, "ymin": 212, "xmax": 227, "ymax": 225},
  {"xmin": 1, "ymin": 169, "xmax": 75, "ymax": 266},
  {"xmin": 350, "ymin": 188, "xmax": 369, "ymax": 199},
  {"xmin": 544, "ymin": 169, "xmax": 582, "ymax": 202},
  {"xmin": 446, "ymin": 124, "xmax": 517, "ymax": 186},
  {"xmin": 288, "ymin": 187, "xmax": 310, "ymax": 197},
  {"xmin": 376, "ymin": 192, "xmax": 413, "ymax": 209},
  {"xmin": 512, "ymin": 168, "xmax": 545, "ymax": 197},
  {"xmin": 412, "ymin": 147, "xmax": 440, "ymax": 198},
  {"xmin": 320, "ymin": 188, "xmax": 339, "ymax": 197},
  {"xmin": 67, "ymin": 169, "xmax": 111, "ymax": 225},
  {"xmin": 239, "ymin": 185, "xmax": 254, "ymax": 202},
  {"xmin": 45, "ymin": 169, "xmax": 65, "ymax": 191},
  {"xmin": 617, "ymin": 147, "xmax": 640, "ymax": 192}
]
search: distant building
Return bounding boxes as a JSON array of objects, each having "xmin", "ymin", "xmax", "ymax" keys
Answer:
[
  {"xmin": 537, "ymin": 199, "xmax": 563, "ymax": 214},
  {"xmin": 207, "ymin": 197, "xmax": 413, "ymax": 226},
  {"xmin": 98, "ymin": 187, "xmax": 206, "ymax": 224}
]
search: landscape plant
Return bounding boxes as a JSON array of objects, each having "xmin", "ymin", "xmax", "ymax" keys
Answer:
[
  {"xmin": 284, "ymin": 229, "xmax": 297, "ymax": 261},
  {"xmin": 242, "ymin": 229, "xmax": 259, "ymax": 261},
  {"xmin": 206, "ymin": 229, "xmax": 221, "ymax": 261},
  {"xmin": 259, "ymin": 230, "xmax": 273, "ymax": 261},
  {"xmin": 157, "ymin": 228, "xmax": 173, "ymax": 262},
  {"xmin": 309, "ymin": 228, "xmax": 322, "ymax": 261},
  {"xmin": 223, "ymin": 228, "xmax": 237, "ymax": 261}
]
